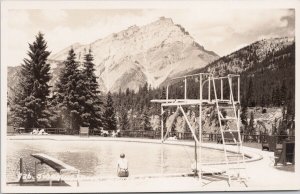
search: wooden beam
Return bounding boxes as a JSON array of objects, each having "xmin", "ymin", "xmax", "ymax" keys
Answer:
[
  {"xmin": 161, "ymin": 106, "xmax": 164, "ymax": 143},
  {"xmin": 179, "ymin": 106, "xmax": 199, "ymax": 144},
  {"xmin": 184, "ymin": 77, "xmax": 187, "ymax": 100}
]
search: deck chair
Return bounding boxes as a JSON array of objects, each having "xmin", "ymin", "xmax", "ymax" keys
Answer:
[
  {"xmin": 275, "ymin": 141, "xmax": 295, "ymax": 166},
  {"xmin": 79, "ymin": 127, "xmax": 89, "ymax": 137}
]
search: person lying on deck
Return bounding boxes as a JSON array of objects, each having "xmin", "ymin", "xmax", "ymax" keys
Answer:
[
  {"xmin": 30, "ymin": 129, "xmax": 39, "ymax": 135},
  {"xmin": 117, "ymin": 153, "xmax": 129, "ymax": 177}
]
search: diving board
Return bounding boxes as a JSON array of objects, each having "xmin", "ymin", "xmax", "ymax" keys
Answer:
[{"xmin": 31, "ymin": 153, "xmax": 79, "ymax": 174}]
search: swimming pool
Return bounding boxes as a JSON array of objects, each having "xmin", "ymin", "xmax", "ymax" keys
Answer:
[{"xmin": 6, "ymin": 139, "xmax": 243, "ymax": 182}]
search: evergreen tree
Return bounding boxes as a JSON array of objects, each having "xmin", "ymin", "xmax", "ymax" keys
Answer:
[
  {"xmin": 103, "ymin": 91, "xmax": 117, "ymax": 131},
  {"xmin": 119, "ymin": 108, "xmax": 129, "ymax": 131},
  {"xmin": 141, "ymin": 107, "xmax": 152, "ymax": 131},
  {"xmin": 11, "ymin": 32, "xmax": 51, "ymax": 128},
  {"xmin": 246, "ymin": 77, "xmax": 255, "ymax": 107},
  {"xmin": 240, "ymin": 106, "xmax": 248, "ymax": 133},
  {"xmin": 280, "ymin": 80, "xmax": 287, "ymax": 106},
  {"xmin": 248, "ymin": 111, "xmax": 255, "ymax": 135},
  {"xmin": 81, "ymin": 49, "xmax": 103, "ymax": 130},
  {"xmin": 55, "ymin": 48, "xmax": 83, "ymax": 134}
]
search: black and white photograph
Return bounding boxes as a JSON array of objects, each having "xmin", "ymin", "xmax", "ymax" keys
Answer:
[{"xmin": 1, "ymin": 0, "xmax": 299, "ymax": 193}]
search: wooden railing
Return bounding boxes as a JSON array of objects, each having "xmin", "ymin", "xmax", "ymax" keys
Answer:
[
  {"xmin": 10, "ymin": 127, "xmax": 295, "ymax": 145},
  {"xmin": 12, "ymin": 127, "xmax": 67, "ymax": 135}
]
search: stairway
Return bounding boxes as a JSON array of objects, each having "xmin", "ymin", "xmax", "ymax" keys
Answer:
[{"xmin": 212, "ymin": 75, "xmax": 248, "ymax": 187}]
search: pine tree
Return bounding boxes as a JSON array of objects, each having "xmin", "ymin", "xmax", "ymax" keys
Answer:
[
  {"xmin": 247, "ymin": 77, "xmax": 255, "ymax": 107},
  {"xmin": 81, "ymin": 49, "xmax": 103, "ymax": 130},
  {"xmin": 141, "ymin": 107, "xmax": 152, "ymax": 131},
  {"xmin": 55, "ymin": 48, "xmax": 83, "ymax": 134},
  {"xmin": 11, "ymin": 32, "xmax": 51, "ymax": 128},
  {"xmin": 240, "ymin": 106, "xmax": 248, "ymax": 133},
  {"xmin": 103, "ymin": 91, "xmax": 117, "ymax": 131},
  {"xmin": 248, "ymin": 111, "xmax": 255, "ymax": 135},
  {"xmin": 119, "ymin": 108, "xmax": 129, "ymax": 131},
  {"xmin": 280, "ymin": 80, "xmax": 287, "ymax": 106}
]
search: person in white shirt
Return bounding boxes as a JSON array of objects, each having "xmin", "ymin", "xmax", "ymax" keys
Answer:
[{"xmin": 117, "ymin": 153, "xmax": 129, "ymax": 177}]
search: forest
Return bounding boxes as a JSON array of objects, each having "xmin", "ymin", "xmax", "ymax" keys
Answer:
[{"xmin": 9, "ymin": 33, "xmax": 295, "ymax": 136}]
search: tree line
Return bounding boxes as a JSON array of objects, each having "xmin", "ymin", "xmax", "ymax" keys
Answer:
[
  {"xmin": 10, "ymin": 33, "xmax": 295, "ymax": 136},
  {"xmin": 10, "ymin": 33, "xmax": 117, "ymax": 134}
]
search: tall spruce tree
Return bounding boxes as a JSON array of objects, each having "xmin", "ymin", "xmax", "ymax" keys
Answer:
[
  {"xmin": 11, "ymin": 32, "xmax": 51, "ymax": 128},
  {"xmin": 81, "ymin": 49, "xmax": 103, "ymax": 130},
  {"xmin": 119, "ymin": 108, "xmax": 129, "ymax": 131},
  {"xmin": 55, "ymin": 48, "xmax": 83, "ymax": 134},
  {"xmin": 141, "ymin": 107, "xmax": 151, "ymax": 131},
  {"xmin": 103, "ymin": 91, "xmax": 117, "ymax": 131},
  {"xmin": 240, "ymin": 106, "xmax": 248, "ymax": 133}
]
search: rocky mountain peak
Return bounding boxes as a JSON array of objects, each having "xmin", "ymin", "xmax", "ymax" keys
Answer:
[{"xmin": 48, "ymin": 17, "xmax": 219, "ymax": 92}]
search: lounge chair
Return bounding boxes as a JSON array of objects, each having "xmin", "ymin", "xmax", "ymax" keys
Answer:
[
  {"xmin": 79, "ymin": 127, "xmax": 89, "ymax": 137},
  {"xmin": 274, "ymin": 141, "xmax": 295, "ymax": 166}
]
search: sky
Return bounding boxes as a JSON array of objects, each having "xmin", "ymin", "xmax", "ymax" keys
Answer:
[{"xmin": 5, "ymin": 8, "xmax": 295, "ymax": 66}]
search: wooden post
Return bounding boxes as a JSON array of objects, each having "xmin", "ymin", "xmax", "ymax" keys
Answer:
[
  {"xmin": 184, "ymin": 77, "xmax": 187, "ymax": 100},
  {"xmin": 221, "ymin": 79, "xmax": 223, "ymax": 100},
  {"xmin": 161, "ymin": 106, "xmax": 164, "ymax": 143},
  {"xmin": 194, "ymin": 140, "xmax": 197, "ymax": 177},
  {"xmin": 19, "ymin": 158, "xmax": 23, "ymax": 185},
  {"xmin": 238, "ymin": 76, "xmax": 240, "ymax": 103},
  {"xmin": 208, "ymin": 76, "xmax": 211, "ymax": 102},
  {"xmin": 35, "ymin": 161, "xmax": 37, "ymax": 185},
  {"xmin": 199, "ymin": 74, "xmax": 202, "ymax": 181},
  {"xmin": 166, "ymin": 85, "xmax": 169, "ymax": 102},
  {"xmin": 229, "ymin": 76, "xmax": 233, "ymax": 103}
]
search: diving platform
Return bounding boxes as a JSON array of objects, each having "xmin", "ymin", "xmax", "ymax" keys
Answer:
[
  {"xmin": 31, "ymin": 153, "xmax": 79, "ymax": 174},
  {"xmin": 151, "ymin": 72, "xmax": 247, "ymax": 186},
  {"xmin": 151, "ymin": 99, "xmax": 240, "ymax": 107},
  {"xmin": 16, "ymin": 153, "xmax": 80, "ymax": 186}
]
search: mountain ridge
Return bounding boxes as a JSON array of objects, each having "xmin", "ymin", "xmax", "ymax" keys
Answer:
[{"xmin": 48, "ymin": 16, "xmax": 219, "ymax": 92}]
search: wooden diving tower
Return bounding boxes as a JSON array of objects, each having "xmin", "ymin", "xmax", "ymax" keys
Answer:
[{"xmin": 151, "ymin": 73, "xmax": 247, "ymax": 186}]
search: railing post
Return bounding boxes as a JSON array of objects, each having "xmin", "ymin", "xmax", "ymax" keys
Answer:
[
  {"xmin": 19, "ymin": 158, "xmax": 23, "ymax": 185},
  {"xmin": 35, "ymin": 161, "xmax": 38, "ymax": 185},
  {"xmin": 161, "ymin": 106, "xmax": 164, "ymax": 143},
  {"xmin": 184, "ymin": 77, "xmax": 187, "ymax": 100},
  {"xmin": 238, "ymin": 76, "xmax": 240, "ymax": 103},
  {"xmin": 166, "ymin": 85, "xmax": 169, "ymax": 102},
  {"xmin": 208, "ymin": 76, "xmax": 211, "ymax": 102},
  {"xmin": 221, "ymin": 79, "xmax": 223, "ymax": 100}
]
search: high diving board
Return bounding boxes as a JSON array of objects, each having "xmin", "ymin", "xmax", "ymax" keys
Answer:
[
  {"xmin": 151, "ymin": 99, "xmax": 239, "ymax": 106},
  {"xmin": 31, "ymin": 153, "xmax": 79, "ymax": 174}
]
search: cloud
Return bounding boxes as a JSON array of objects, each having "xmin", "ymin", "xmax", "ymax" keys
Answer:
[
  {"xmin": 4, "ymin": 8, "xmax": 295, "ymax": 66},
  {"xmin": 40, "ymin": 9, "xmax": 67, "ymax": 22}
]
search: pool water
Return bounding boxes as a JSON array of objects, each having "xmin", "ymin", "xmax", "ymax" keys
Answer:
[{"xmin": 6, "ymin": 140, "xmax": 236, "ymax": 182}]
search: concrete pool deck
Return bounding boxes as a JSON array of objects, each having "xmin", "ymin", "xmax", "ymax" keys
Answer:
[{"xmin": 5, "ymin": 135, "xmax": 299, "ymax": 192}]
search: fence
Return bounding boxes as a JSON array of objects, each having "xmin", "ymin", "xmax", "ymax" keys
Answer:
[
  {"xmin": 11, "ymin": 127, "xmax": 67, "ymax": 135},
  {"xmin": 9, "ymin": 127, "xmax": 295, "ymax": 144}
]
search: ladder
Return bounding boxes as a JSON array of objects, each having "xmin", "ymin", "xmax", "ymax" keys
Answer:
[{"xmin": 212, "ymin": 75, "xmax": 248, "ymax": 186}]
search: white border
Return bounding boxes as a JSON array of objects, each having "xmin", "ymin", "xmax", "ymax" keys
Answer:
[{"xmin": 1, "ymin": 0, "xmax": 300, "ymax": 193}]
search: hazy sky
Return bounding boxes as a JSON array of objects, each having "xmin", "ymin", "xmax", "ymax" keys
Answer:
[{"xmin": 5, "ymin": 9, "xmax": 294, "ymax": 66}]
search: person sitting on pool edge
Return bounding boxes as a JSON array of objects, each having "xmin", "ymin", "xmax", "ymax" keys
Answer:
[{"xmin": 117, "ymin": 153, "xmax": 129, "ymax": 177}]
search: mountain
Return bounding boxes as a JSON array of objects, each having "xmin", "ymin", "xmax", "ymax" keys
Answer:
[
  {"xmin": 112, "ymin": 37, "xmax": 295, "ymax": 135},
  {"xmin": 48, "ymin": 17, "xmax": 219, "ymax": 92},
  {"xmin": 169, "ymin": 37, "xmax": 295, "ymax": 107},
  {"xmin": 7, "ymin": 66, "xmax": 22, "ymax": 105},
  {"xmin": 198, "ymin": 37, "xmax": 294, "ymax": 76}
]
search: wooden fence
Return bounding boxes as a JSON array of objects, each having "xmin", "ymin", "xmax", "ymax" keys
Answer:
[{"xmin": 9, "ymin": 126, "xmax": 295, "ymax": 144}]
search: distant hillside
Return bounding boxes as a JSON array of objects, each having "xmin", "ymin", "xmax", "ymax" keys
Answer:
[{"xmin": 166, "ymin": 37, "xmax": 295, "ymax": 108}]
